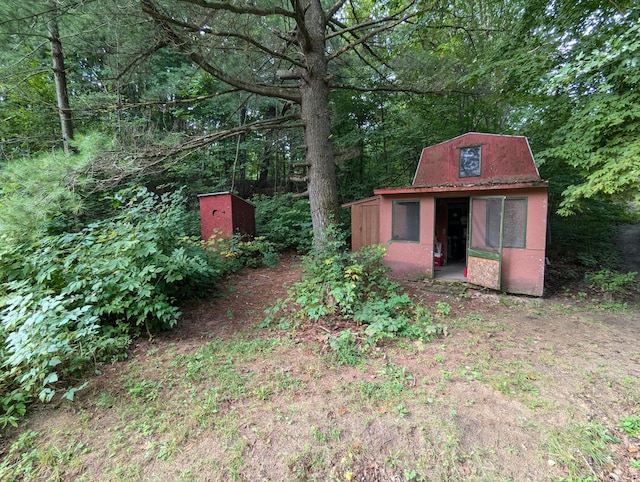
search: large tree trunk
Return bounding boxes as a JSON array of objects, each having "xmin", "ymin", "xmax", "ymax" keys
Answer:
[
  {"xmin": 47, "ymin": 5, "xmax": 75, "ymax": 154},
  {"xmin": 298, "ymin": 0, "xmax": 340, "ymax": 246}
]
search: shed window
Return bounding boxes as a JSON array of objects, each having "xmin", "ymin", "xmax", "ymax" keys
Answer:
[
  {"xmin": 503, "ymin": 198, "xmax": 527, "ymax": 248},
  {"xmin": 459, "ymin": 146, "xmax": 481, "ymax": 178},
  {"xmin": 392, "ymin": 201, "xmax": 420, "ymax": 242},
  {"xmin": 486, "ymin": 197, "xmax": 527, "ymax": 249}
]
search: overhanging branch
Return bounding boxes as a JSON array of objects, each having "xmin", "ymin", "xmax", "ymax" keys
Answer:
[
  {"xmin": 81, "ymin": 114, "xmax": 302, "ymax": 192},
  {"xmin": 331, "ymin": 84, "xmax": 474, "ymax": 96},
  {"xmin": 141, "ymin": 0, "xmax": 302, "ymax": 104},
  {"xmin": 177, "ymin": 0, "xmax": 296, "ymax": 18},
  {"xmin": 327, "ymin": 10, "xmax": 418, "ymax": 62}
]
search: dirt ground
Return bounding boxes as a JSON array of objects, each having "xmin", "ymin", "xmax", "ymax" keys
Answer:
[{"xmin": 1, "ymin": 232, "xmax": 639, "ymax": 481}]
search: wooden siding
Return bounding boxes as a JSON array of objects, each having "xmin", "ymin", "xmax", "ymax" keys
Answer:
[{"xmin": 198, "ymin": 192, "xmax": 256, "ymax": 242}]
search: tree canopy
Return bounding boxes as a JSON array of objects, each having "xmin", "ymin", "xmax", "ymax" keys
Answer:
[{"xmin": 0, "ymin": 0, "xmax": 638, "ymax": 227}]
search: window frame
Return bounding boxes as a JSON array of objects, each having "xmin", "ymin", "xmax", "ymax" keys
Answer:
[
  {"xmin": 502, "ymin": 197, "xmax": 528, "ymax": 249},
  {"xmin": 459, "ymin": 145, "xmax": 482, "ymax": 178},
  {"xmin": 391, "ymin": 200, "xmax": 420, "ymax": 243}
]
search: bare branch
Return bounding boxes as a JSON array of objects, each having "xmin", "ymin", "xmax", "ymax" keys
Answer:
[
  {"xmin": 0, "ymin": 0, "xmax": 101, "ymax": 29},
  {"xmin": 109, "ymin": 41, "xmax": 168, "ymax": 83},
  {"xmin": 326, "ymin": 1, "xmax": 417, "ymax": 42},
  {"xmin": 80, "ymin": 90, "xmax": 240, "ymax": 112},
  {"xmin": 177, "ymin": 0, "xmax": 296, "ymax": 18},
  {"xmin": 83, "ymin": 114, "xmax": 302, "ymax": 192},
  {"xmin": 326, "ymin": 3, "xmax": 419, "ymax": 62},
  {"xmin": 138, "ymin": 12, "xmax": 304, "ymax": 68},
  {"xmin": 326, "ymin": 0, "xmax": 348, "ymax": 21},
  {"xmin": 327, "ymin": 18, "xmax": 390, "ymax": 81},
  {"xmin": 188, "ymin": 48, "xmax": 301, "ymax": 103},
  {"xmin": 332, "ymin": 84, "xmax": 472, "ymax": 96},
  {"xmin": 290, "ymin": 0, "xmax": 312, "ymax": 52}
]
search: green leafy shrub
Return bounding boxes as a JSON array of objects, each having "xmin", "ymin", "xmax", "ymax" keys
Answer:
[
  {"xmin": 328, "ymin": 330, "xmax": 362, "ymax": 366},
  {"xmin": 251, "ymin": 194, "xmax": 313, "ymax": 252},
  {"xmin": 211, "ymin": 234, "xmax": 279, "ymax": 270},
  {"xmin": 584, "ymin": 269, "xmax": 637, "ymax": 297},
  {"xmin": 0, "ymin": 187, "xmax": 225, "ymax": 425},
  {"xmin": 619, "ymin": 415, "xmax": 640, "ymax": 438},
  {"xmin": 265, "ymin": 226, "xmax": 446, "ymax": 351}
]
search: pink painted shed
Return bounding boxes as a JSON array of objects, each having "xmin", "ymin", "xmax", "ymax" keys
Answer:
[
  {"xmin": 343, "ymin": 133, "xmax": 549, "ymax": 296},
  {"xmin": 198, "ymin": 192, "xmax": 256, "ymax": 242}
]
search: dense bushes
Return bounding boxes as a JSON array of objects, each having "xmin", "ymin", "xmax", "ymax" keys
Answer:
[
  {"xmin": 252, "ymin": 193, "xmax": 313, "ymax": 252},
  {"xmin": 265, "ymin": 227, "xmax": 446, "ymax": 354},
  {"xmin": 0, "ymin": 188, "xmax": 224, "ymax": 427}
]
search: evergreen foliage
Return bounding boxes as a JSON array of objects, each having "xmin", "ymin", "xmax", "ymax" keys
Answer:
[{"xmin": 0, "ymin": 137, "xmax": 96, "ymax": 241}]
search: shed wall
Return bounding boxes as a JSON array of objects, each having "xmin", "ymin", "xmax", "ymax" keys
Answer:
[
  {"xmin": 231, "ymin": 195, "xmax": 256, "ymax": 238},
  {"xmin": 377, "ymin": 187, "xmax": 548, "ymax": 296},
  {"xmin": 198, "ymin": 193, "xmax": 255, "ymax": 242},
  {"xmin": 348, "ymin": 197, "xmax": 380, "ymax": 251},
  {"xmin": 199, "ymin": 194, "xmax": 233, "ymax": 242},
  {"xmin": 380, "ymin": 196, "xmax": 436, "ymax": 277},
  {"xmin": 500, "ymin": 188, "xmax": 548, "ymax": 296}
]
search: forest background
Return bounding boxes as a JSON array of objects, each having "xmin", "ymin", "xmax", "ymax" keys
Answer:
[{"xmin": 0, "ymin": 0, "xmax": 638, "ymax": 426}]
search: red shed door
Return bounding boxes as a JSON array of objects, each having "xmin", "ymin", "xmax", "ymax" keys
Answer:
[{"xmin": 467, "ymin": 196, "xmax": 505, "ymax": 290}]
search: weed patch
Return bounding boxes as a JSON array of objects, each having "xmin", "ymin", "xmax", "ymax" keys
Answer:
[
  {"xmin": 546, "ymin": 422, "xmax": 619, "ymax": 480},
  {"xmin": 264, "ymin": 226, "xmax": 447, "ymax": 357}
]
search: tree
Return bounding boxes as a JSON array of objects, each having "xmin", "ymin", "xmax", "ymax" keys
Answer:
[
  {"xmin": 141, "ymin": 0, "xmax": 421, "ymax": 243},
  {"xmin": 493, "ymin": 0, "xmax": 640, "ymax": 214},
  {"xmin": 0, "ymin": 2, "xmax": 61, "ymax": 157},
  {"xmin": 0, "ymin": 0, "xmax": 170, "ymax": 158},
  {"xmin": 45, "ymin": 1, "xmax": 75, "ymax": 153},
  {"xmin": 0, "ymin": 1, "xmax": 78, "ymax": 153},
  {"xmin": 330, "ymin": 0, "xmax": 524, "ymax": 199},
  {"xmin": 539, "ymin": 17, "xmax": 640, "ymax": 214}
]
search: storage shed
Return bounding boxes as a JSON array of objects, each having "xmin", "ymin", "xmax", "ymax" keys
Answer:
[
  {"xmin": 198, "ymin": 192, "xmax": 256, "ymax": 242},
  {"xmin": 343, "ymin": 133, "xmax": 549, "ymax": 296}
]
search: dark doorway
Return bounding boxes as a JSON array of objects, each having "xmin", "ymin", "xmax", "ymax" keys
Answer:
[
  {"xmin": 435, "ymin": 197, "xmax": 469, "ymax": 281},
  {"xmin": 446, "ymin": 198, "xmax": 469, "ymax": 263}
]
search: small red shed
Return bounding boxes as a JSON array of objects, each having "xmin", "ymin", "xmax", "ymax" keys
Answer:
[
  {"xmin": 198, "ymin": 192, "xmax": 256, "ymax": 242},
  {"xmin": 343, "ymin": 133, "xmax": 549, "ymax": 296}
]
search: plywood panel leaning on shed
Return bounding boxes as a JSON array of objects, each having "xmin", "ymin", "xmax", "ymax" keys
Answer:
[
  {"xmin": 343, "ymin": 133, "xmax": 549, "ymax": 296},
  {"xmin": 198, "ymin": 192, "xmax": 256, "ymax": 242},
  {"xmin": 467, "ymin": 257, "xmax": 501, "ymax": 290}
]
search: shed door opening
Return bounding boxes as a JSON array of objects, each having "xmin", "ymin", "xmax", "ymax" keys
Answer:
[
  {"xmin": 467, "ymin": 196, "xmax": 505, "ymax": 290},
  {"xmin": 434, "ymin": 198, "xmax": 468, "ymax": 280}
]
